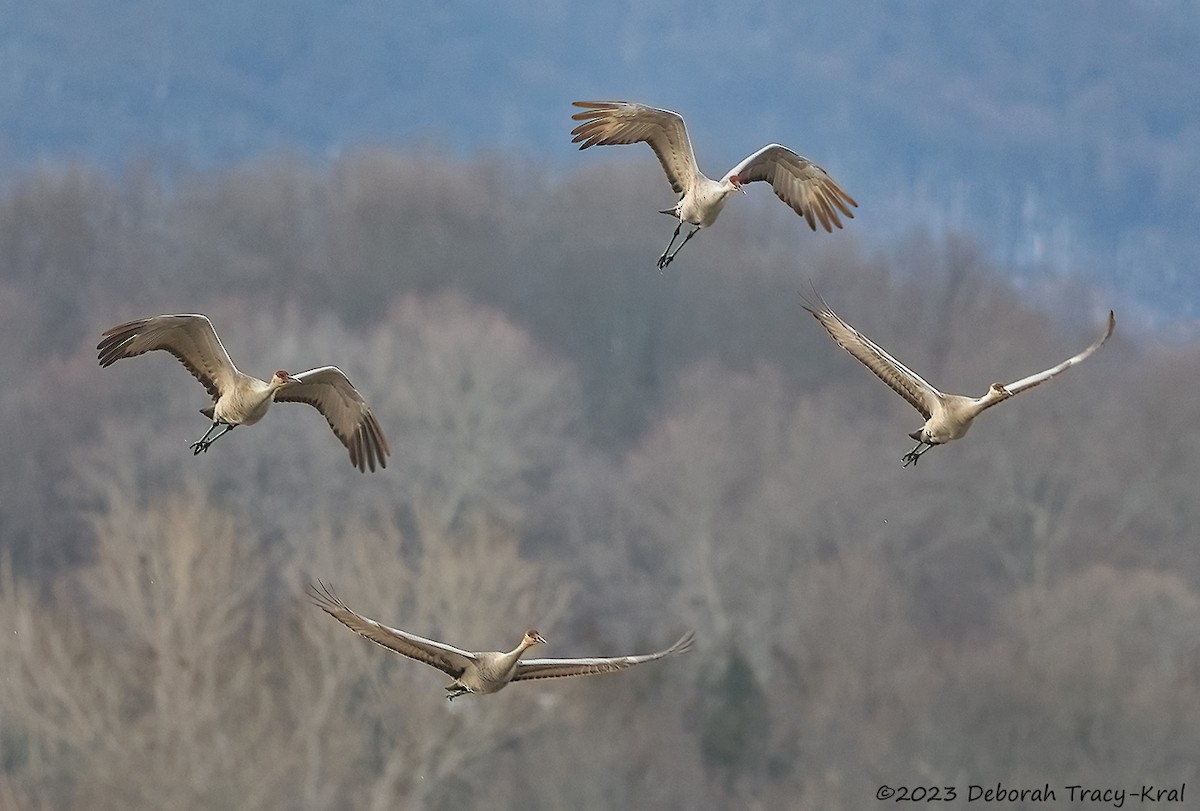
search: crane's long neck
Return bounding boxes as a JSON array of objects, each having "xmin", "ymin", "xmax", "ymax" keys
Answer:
[
  {"xmin": 264, "ymin": 373, "xmax": 296, "ymax": 400},
  {"xmin": 972, "ymin": 383, "xmax": 1013, "ymax": 416},
  {"xmin": 501, "ymin": 636, "xmax": 540, "ymax": 665},
  {"xmin": 251, "ymin": 376, "xmax": 286, "ymax": 409},
  {"xmin": 486, "ymin": 637, "xmax": 538, "ymax": 679},
  {"xmin": 704, "ymin": 175, "xmax": 739, "ymax": 197}
]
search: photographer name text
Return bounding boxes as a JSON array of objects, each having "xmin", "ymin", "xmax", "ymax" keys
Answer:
[{"xmin": 875, "ymin": 782, "xmax": 1185, "ymax": 806}]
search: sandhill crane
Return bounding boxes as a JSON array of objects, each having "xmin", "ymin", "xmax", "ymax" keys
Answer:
[
  {"xmin": 308, "ymin": 582, "xmax": 694, "ymax": 699},
  {"xmin": 800, "ymin": 295, "xmax": 1115, "ymax": 466},
  {"xmin": 571, "ymin": 100, "xmax": 856, "ymax": 269},
  {"xmin": 97, "ymin": 314, "xmax": 390, "ymax": 472}
]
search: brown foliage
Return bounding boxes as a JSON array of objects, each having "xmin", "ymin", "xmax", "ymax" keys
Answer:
[{"xmin": 0, "ymin": 154, "xmax": 1197, "ymax": 808}]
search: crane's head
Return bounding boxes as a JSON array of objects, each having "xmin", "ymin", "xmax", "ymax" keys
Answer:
[
  {"xmin": 272, "ymin": 370, "xmax": 302, "ymax": 386},
  {"xmin": 727, "ymin": 174, "xmax": 748, "ymax": 195},
  {"xmin": 523, "ymin": 629, "xmax": 547, "ymax": 647}
]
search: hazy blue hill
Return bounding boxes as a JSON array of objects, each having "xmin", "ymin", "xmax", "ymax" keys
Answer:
[{"xmin": 1, "ymin": 0, "xmax": 1197, "ymax": 317}]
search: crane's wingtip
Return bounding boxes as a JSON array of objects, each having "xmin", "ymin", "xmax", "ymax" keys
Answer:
[
  {"xmin": 674, "ymin": 630, "xmax": 697, "ymax": 654},
  {"xmin": 307, "ymin": 579, "xmax": 345, "ymax": 610},
  {"xmin": 798, "ymin": 281, "xmax": 830, "ymax": 315},
  {"xmin": 306, "ymin": 579, "xmax": 328, "ymax": 602}
]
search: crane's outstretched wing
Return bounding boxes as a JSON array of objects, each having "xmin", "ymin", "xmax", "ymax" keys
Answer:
[
  {"xmin": 275, "ymin": 366, "xmax": 390, "ymax": 472},
  {"xmin": 571, "ymin": 101, "xmax": 700, "ymax": 196},
  {"xmin": 726, "ymin": 144, "xmax": 857, "ymax": 232},
  {"xmin": 1002, "ymin": 311, "xmax": 1115, "ymax": 396},
  {"xmin": 513, "ymin": 630, "xmax": 694, "ymax": 682},
  {"xmin": 802, "ymin": 296, "xmax": 942, "ymax": 419},
  {"xmin": 307, "ymin": 582, "xmax": 475, "ymax": 677},
  {"xmin": 97, "ymin": 314, "xmax": 240, "ymax": 401}
]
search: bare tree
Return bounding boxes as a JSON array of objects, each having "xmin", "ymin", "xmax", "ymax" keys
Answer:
[
  {"xmin": 625, "ymin": 361, "xmax": 795, "ymax": 646},
  {"xmin": 361, "ymin": 292, "xmax": 583, "ymax": 535},
  {"xmin": 931, "ymin": 565, "xmax": 1200, "ymax": 786},
  {"xmin": 0, "ymin": 486, "xmax": 282, "ymax": 811}
]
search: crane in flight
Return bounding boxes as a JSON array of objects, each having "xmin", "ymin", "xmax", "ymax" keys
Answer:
[{"xmin": 572, "ymin": 100, "xmax": 856, "ymax": 269}]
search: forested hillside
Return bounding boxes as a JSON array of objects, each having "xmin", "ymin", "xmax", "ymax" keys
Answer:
[
  {"xmin": 0, "ymin": 152, "xmax": 1196, "ymax": 809},
  {"xmin": 1, "ymin": 1, "xmax": 1197, "ymax": 317}
]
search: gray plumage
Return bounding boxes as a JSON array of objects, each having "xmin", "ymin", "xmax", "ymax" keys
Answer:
[
  {"xmin": 572, "ymin": 100, "xmax": 856, "ymax": 268},
  {"xmin": 801, "ymin": 295, "xmax": 1115, "ymax": 466},
  {"xmin": 97, "ymin": 314, "xmax": 389, "ymax": 472},
  {"xmin": 308, "ymin": 582, "xmax": 694, "ymax": 699}
]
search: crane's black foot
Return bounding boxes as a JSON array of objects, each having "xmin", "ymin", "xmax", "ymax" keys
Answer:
[
  {"xmin": 901, "ymin": 441, "xmax": 932, "ymax": 467},
  {"xmin": 658, "ymin": 253, "xmax": 674, "ymax": 270},
  {"xmin": 445, "ymin": 685, "xmax": 470, "ymax": 701},
  {"xmin": 190, "ymin": 423, "xmax": 232, "ymax": 455}
]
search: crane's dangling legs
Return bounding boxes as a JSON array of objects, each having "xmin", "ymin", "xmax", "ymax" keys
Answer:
[
  {"xmin": 658, "ymin": 224, "xmax": 701, "ymax": 270},
  {"xmin": 657, "ymin": 220, "xmax": 683, "ymax": 270},
  {"xmin": 901, "ymin": 440, "xmax": 934, "ymax": 467},
  {"xmin": 191, "ymin": 422, "xmax": 234, "ymax": 455}
]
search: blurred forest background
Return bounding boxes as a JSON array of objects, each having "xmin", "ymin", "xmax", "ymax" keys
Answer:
[
  {"xmin": 0, "ymin": 151, "xmax": 1197, "ymax": 810},
  {"xmin": 1, "ymin": 0, "xmax": 1199, "ymax": 807},
  {"xmin": 2, "ymin": 0, "xmax": 1199, "ymax": 320}
]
